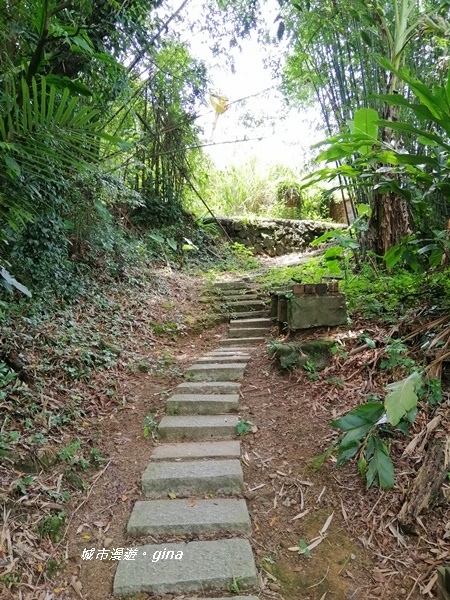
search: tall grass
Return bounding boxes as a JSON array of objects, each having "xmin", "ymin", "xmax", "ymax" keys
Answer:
[{"xmin": 189, "ymin": 158, "xmax": 323, "ymax": 220}]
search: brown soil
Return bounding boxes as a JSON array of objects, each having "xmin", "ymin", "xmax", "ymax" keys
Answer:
[{"xmin": 240, "ymin": 324, "xmax": 449, "ymax": 600}]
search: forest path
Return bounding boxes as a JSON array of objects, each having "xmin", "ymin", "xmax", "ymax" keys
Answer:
[{"xmin": 112, "ymin": 279, "xmax": 270, "ymax": 598}]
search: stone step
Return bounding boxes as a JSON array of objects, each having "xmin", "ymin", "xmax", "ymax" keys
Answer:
[
  {"xmin": 225, "ymin": 300, "xmax": 266, "ymax": 313},
  {"xmin": 113, "ymin": 538, "xmax": 258, "ymax": 596},
  {"xmin": 231, "ymin": 317, "xmax": 272, "ymax": 328},
  {"xmin": 186, "ymin": 597, "xmax": 260, "ymax": 600},
  {"xmin": 228, "ymin": 327, "xmax": 268, "ymax": 339},
  {"xmin": 186, "ymin": 597, "xmax": 259, "ymax": 600},
  {"xmin": 184, "ymin": 363, "xmax": 245, "ymax": 382},
  {"xmin": 196, "ymin": 355, "xmax": 249, "ymax": 364},
  {"xmin": 127, "ymin": 498, "xmax": 251, "ymax": 536},
  {"xmin": 207, "ymin": 347, "xmax": 251, "ymax": 353},
  {"xmin": 230, "ymin": 310, "xmax": 269, "ymax": 319},
  {"xmin": 151, "ymin": 440, "xmax": 241, "ymax": 461},
  {"xmin": 204, "ymin": 351, "xmax": 250, "ymax": 358},
  {"xmin": 175, "ymin": 382, "xmax": 241, "ymax": 395},
  {"xmin": 219, "ymin": 291, "xmax": 259, "ymax": 298},
  {"xmin": 222, "ymin": 294, "xmax": 261, "ymax": 302},
  {"xmin": 142, "ymin": 459, "xmax": 243, "ymax": 497},
  {"xmin": 219, "ymin": 337, "xmax": 265, "ymax": 347},
  {"xmin": 159, "ymin": 415, "xmax": 239, "ymax": 441},
  {"xmin": 166, "ymin": 394, "xmax": 239, "ymax": 415},
  {"xmin": 214, "ymin": 281, "xmax": 247, "ymax": 290}
]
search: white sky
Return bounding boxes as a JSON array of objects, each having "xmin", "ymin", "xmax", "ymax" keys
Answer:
[{"xmin": 177, "ymin": 0, "xmax": 324, "ymax": 170}]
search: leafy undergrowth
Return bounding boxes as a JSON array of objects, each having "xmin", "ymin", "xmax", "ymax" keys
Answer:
[
  {"xmin": 258, "ymin": 254, "xmax": 450, "ymax": 321},
  {"xmin": 0, "ymin": 260, "xmax": 234, "ymax": 597},
  {"xmin": 240, "ymin": 314, "xmax": 450, "ymax": 599}
]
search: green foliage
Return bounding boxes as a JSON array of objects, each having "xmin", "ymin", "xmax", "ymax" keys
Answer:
[
  {"xmin": 417, "ymin": 376, "xmax": 442, "ymax": 406},
  {"xmin": 257, "ymin": 256, "xmax": 341, "ymax": 292},
  {"xmin": 342, "ymin": 263, "xmax": 424, "ymax": 321},
  {"xmin": 384, "ymin": 371, "xmax": 421, "ymax": 426},
  {"xmin": 200, "ymin": 160, "xmax": 322, "ymax": 220},
  {"xmin": 331, "ymin": 402, "xmax": 395, "ymax": 489},
  {"xmin": 352, "ymin": 108, "xmax": 379, "ymax": 155},
  {"xmin": 380, "ymin": 339, "xmax": 415, "ymax": 371},
  {"xmin": 237, "ymin": 419, "xmax": 252, "ymax": 436},
  {"xmin": 331, "ymin": 370, "xmax": 423, "ymax": 488},
  {"xmin": 57, "ymin": 441, "xmax": 90, "ymax": 470},
  {"xmin": 37, "ymin": 511, "xmax": 66, "ymax": 542},
  {"xmin": 143, "ymin": 414, "xmax": 158, "ymax": 438},
  {"xmin": 0, "ymin": 361, "xmax": 16, "ymax": 402}
]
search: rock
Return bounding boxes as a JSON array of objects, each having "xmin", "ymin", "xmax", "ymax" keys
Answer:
[
  {"xmin": 269, "ymin": 583, "xmax": 281, "ymax": 592},
  {"xmin": 244, "ymin": 490, "xmax": 257, "ymax": 501}
]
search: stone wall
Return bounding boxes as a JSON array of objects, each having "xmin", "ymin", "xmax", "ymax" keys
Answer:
[{"xmin": 205, "ymin": 216, "xmax": 344, "ymax": 256}]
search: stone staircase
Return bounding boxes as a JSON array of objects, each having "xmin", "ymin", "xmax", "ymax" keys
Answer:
[{"xmin": 112, "ymin": 279, "xmax": 272, "ymax": 599}]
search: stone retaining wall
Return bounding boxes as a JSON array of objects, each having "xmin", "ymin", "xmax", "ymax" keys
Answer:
[{"xmin": 205, "ymin": 216, "xmax": 343, "ymax": 256}]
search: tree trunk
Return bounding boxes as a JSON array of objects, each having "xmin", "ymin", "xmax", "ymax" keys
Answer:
[
  {"xmin": 366, "ymin": 189, "xmax": 411, "ymax": 256},
  {"xmin": 367, "ymin": 101, "xmax": 411, "ymax": 256}
]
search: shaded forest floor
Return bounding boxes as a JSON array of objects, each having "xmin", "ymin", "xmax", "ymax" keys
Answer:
[{"xmin": 1, "ymin": 259, "xmax": 449, "ymax": 600}]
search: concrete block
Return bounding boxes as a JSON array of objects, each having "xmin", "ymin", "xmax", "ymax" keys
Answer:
[
  {"xmin": 204, "ymin": 351, "xmax": 250, "ymax": 358},
  {"xmin": 186, "ymin": 597, "xmax": 260, "ymax": 600},
  {"xmin": 222, "ymin": 295, "xmax": 260, "ymax": 302},
  {"xmin": 127, "ymin": 498, "xmax": 251, "ymax": 536},
  {"xmin": 219, "ymin": 338, "xmax": 265, "ymax": 347},
  {"xmin": 277, "ymin": 295, "xmax": 288, "ymax": 323},
  {"xmin": 142, "ymin": 459, "xmax": 243, "ymax": 497},
  {"xmin": 229, "ymin": 327, "xmax": 268, "ymax": 338},
  {"xmin": 214, "ymin": 281, "xmax": 247, "ymax": 290},
  {"xmin": 185, "ymin": 363, "xmax": 245, "ymax": 382},
  {"xmin": 151, "ymin": 440, "xmax": 241, "ymax": 461},
  {"xmin": 113, "ymin": 538, "xmax": 258, "ymax": 596},
  {"xmin": 231, "ymin": 317, "xmax": 271, "ymax": 328},
  {"xmin": 159, "ymin": 415, "xmax": 239, "ymax": 441},
  {"xmin": 196, "ymin": 355, "xmax": 249, "ymax": 364},
  {"xmin": 230, "ymin": 310, "xmax": 269, "ymax": 319},
  {"xmin": 288, "ymin": 293, "xmax": 347, "ymax": 329},
  {"xmin": 166, "ymin": 394, "xmax": 239, "ymax": 415},
  {"xmin": 225, "ymin": 300, "xmax": 266, "ymax": 313},
  {"xmin": 175, "ymin": 382, "xmax": 241, "ymax": 395}
]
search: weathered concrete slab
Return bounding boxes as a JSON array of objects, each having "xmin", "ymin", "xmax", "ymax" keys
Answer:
[
  {"xmin": 159, "ymin": 415, "xmax": 239, "ymax": 441},
  {"xmin": 127, "ymin": 498, "xmax": 251, "ymax": 536},
  {"xmin": 185, "ymin": 363, "xmax": 245, "ymax": 382},
  {"xmin": 218, "ymin": 287, "xmax": 255, "ymax": 294},
  {"xmin": 288, "ymin": 293, "xmax": 347, "ymax": 329},
  {"xmin": 166, "ymin": 394, "xmax": 239, "ymax": 414},
  {"xmin": 222, "ymin": 295, "xmax": 260, "ymax": 302},
  {"xmin": 214, "ymin": 281, "xmax": 247, "ymax": 290},
  {"xmin": 196, "ymin": 355, "xmax": 249, "ymax": 364},
  {"xmin": 204, "ymin": 351, "xmax": 250, "ymax": 358},
  {"xmin": 231, "ymin": 317, "xmax": 272, "ymax": 328},
  {"xmin": 219, "ymin": 337, "xmax": 265, "ymax": 347},
  {"xmin": 113, "ymin": 538, "xmax": 258, "ymax": 596},
  {"xmin": 225, "ymin": 300, "xmax": 266, "ymax": 313},
  {"xmin": 207, "ymin": 347, "xmax": 250, "ymax": 353},
  {"xmin": 142, "ymin": 459, "xmax": 243, "ymax": 497},
  {"xmin": 175, "ymin": 382, "xmax": 241, "ymax": 395},
  {"xmin": 229, "ymin": 327, "xmax": 268, "ymax": 338},
  {"xmin": 151, "ymin": 440, "xmax": 241, "ymax": 461},
  {"xmin": 186, "ymin": 597, "xmax": 260, "ymax": 600},
  {"xmin": 230, "ymin": 310, "xmax": 269, "ymax": 319}
]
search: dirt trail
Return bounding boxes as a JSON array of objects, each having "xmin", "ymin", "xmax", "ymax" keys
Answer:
[{"xmin": 44, "ymin": 271, "xmax": 439, "ymax": 600}]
